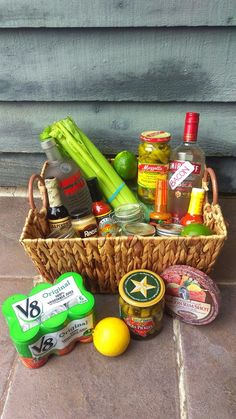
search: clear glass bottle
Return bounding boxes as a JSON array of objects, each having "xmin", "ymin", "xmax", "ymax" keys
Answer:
[
  {"xmin": 41, "ymin": 139, "xmax": 92, "ymax": 215},
  {"xmin": 167, "ymin": 113, "xmax": 205, "ymax": 224}
]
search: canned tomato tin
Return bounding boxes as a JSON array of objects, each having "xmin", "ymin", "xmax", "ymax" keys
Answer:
[{"xmin": 118, "ymin": 269, "xmax": 165, "ymax": 339}]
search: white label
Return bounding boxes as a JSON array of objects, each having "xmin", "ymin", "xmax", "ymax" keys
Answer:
[
  {"xmin": 169, "ymin": 161, "xmax": 194, "ymax": 190},
  {"xmin": 165, "ymin": 295, "xmax": 211, "ymax": 320},
  {"xmin": 28, "ymin": 314, "xmax": 94, "ymax": 358},
  {"xmin": 13, "ymin": 277, "xmax": 88, "ymax": 331}
]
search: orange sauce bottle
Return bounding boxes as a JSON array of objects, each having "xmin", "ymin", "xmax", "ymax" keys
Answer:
[
  {"xmin": 181, "ymin": 188, "xmax": 205, "ymax": 226},
  {"xmin": 149, "ymin": 179, "xmax": 172, "ymax": 225}
]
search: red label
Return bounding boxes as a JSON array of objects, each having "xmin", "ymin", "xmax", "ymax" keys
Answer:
[
  {"xmin": 124, "ymin": 316, "xmax": 155, "ymax": 337},
  {"xmin": 169, "ymin": 161, "xmax": 201, "ymax": 175},
  {"xmin": 59, "ymin": 172, "xmax": 86, "ymax": 196},
  {"xmin": 138, "ymin": 163, "xmax": 168, "ymax": 173}
]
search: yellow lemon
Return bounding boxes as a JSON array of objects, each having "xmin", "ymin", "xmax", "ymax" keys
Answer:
[{"xmin": 93, "ymin": 317, "xmax": 130, "ymax": 357}]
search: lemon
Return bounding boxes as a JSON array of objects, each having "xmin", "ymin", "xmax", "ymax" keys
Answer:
[
  {"xmin": 93, "ymin": 317, "xmax": 130, "ymax": 357},
  {"xmin": 114, "ymin": 151, "xmax": 137, "ymax": 180}
]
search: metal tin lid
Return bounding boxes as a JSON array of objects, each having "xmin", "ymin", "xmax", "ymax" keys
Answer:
[
  {"xmin": 119, "ymin": 269, "xmax": 165, "ymax": 308},
  {"xmin": 124, "ymin": 222, "xmax": 156, "ymax": 236},
  {"xmin": 161, "ymin": 265, "xmax": 220, "ymax": 325},
  {"xmin": 140, "ymin": 131, "xmax": 171, "ymax": 143},
  {"xmin": 156, "ymin": 223, "xmax": 183, "ymax": 236}
]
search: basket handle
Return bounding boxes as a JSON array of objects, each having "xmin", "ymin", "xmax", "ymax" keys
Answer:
[
  {"xmin": 202, "ymin": 167, "xmax": 218, "ymax": 205},
  {"xmin": 28, "ymin": 174, "xmax": 48, "ymax": 210}
]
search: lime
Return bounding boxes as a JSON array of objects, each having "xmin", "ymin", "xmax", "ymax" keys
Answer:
[
  {"xmin": 180, "ymin": 223, "xmax": 214, "ymax": 237},
  {"xmin": 114, "ymin": 151, "xmax": 137, "ymax": 180},
  {"xmin": 93, "ymin": 317, "xmax": 130, "ymax": 357}
]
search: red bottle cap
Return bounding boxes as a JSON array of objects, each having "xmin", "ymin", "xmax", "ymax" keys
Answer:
[{"xmin": 183, "ymin": 112, "xmax": 200, "ymax": 142}]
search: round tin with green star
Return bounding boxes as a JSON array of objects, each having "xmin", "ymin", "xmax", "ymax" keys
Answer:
[{"xmin": 118, "ymin": 269, "xmax": 166, "ymax": 339}]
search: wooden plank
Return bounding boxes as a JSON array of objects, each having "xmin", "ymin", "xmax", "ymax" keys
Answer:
[
  {"xmin": 0, "ymin": 102, "xmax": 235, "ymax": 156},
  {"xmin": 0, "ymin": 28, "xmax": 235, "ymax": 102},
  {"xmin": 0, "ymin": 0, "xmax": 235, "ymax": 28},
  {"xmin": 0, "ymin": 153, "xmax": 235, "ymax": 192},
  {"xmin": 0, "ymin": 153, "xmax": 44, "ymax": 187}
]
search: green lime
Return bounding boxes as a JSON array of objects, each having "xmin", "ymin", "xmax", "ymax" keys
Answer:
[
  {"xmin": 180, "ymin": 223, "xmax": 214, "ymax": 237},
  {"xmin": 114, "ymin": 151, "xmax": 137, "ymax": 180}
]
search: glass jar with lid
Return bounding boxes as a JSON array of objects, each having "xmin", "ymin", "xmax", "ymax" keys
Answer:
[
  {"xmin": 113, "ymin": 203, "xmax": 145, "ymax": 235},
  {"xmin": 118, "ymin": 269, "xmax": 166, "ymax": 339},
  {"xmin": 138, "ymin": 131, "xmax": 171, "ymax": 204}
]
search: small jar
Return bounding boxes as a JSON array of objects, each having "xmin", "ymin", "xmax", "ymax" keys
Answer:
[
  {"xmin": 71, "ymin": 209, "xmax": 98, "ymax": 238},
  {"xmin": 113, "ymin": 203, "xmax": 144, "ymax": 234},
  {"xmin": 118, "ymin": 269, "xmax": 166, "ymax": 339},
  {"xmin": 138, "ymin": 131, "xmax": 171, "ymax": 204}
]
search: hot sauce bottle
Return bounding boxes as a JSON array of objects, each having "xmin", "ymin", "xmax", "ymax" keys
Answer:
[
  {"xmin": 87, "ymin": 177, "xmax": 117, "ymax": 237},
  {"xmin": 149, "ymin": 179, "xmax": 172, "ymax": 225},
  {"xmin": 181, "ymin": 188, "xmax": 205, "ymax": 226}
]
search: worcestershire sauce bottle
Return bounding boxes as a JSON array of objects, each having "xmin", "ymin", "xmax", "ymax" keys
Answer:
[{"xmin": 45, "ymin": 177, "xmax": 72, "ymax": 232}]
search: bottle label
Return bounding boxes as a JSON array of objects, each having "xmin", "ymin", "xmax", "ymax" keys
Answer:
[
  {"xmin": 169, "ymin": 161, "xmax": 195, "ymax": 190},
  {"xmin": 28, "ymin": 314, "xmax": 94, "ymax": 359},
  {"xmin": 97, "ymin": 214, "xmax": 118, "ymax": 237},
  {"xmin": 138, "ymin": 163, "xmax": 168, "ymax": 189},
  {"xmin": 79, "ymin": 224, "xmax": 98, "ymax": 238},
  {"xmin": 49, "ymin": 217, "xmax": 72, "ymax": 231},
  {"xmin": 12, "ymin": 277, "xmax": 88, "ymax": 332},
  {"xmin": 59, "ymin": 172, "xmax": 86, "ymax": 196},
  {"xmin": 188, "ymin": 190, "xmax": 205, "ymax": 215}
]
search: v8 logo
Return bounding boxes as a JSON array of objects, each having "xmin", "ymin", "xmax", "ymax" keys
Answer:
[
  {"xmin": 15, "ymin": 298, "xmax": 42, "ymax": 322},
  {"xmin": 30, "ymin": 335, "xmax": 57, "ymax": 356}
]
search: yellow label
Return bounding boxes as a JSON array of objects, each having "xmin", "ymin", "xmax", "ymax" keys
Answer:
[
  {"xmin": 188, "ymin": 189, "xmax": 205, "ymax": 215},
  {"xmin": 49, "ymin": 217, "xmax": 72, "ymax": 231},
  {"xmin": 138, "ymin": 163, "xmax": 168, "ymax": 189}
]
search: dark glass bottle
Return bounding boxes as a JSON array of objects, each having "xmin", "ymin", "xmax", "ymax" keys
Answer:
[{"xmin": 45, "ymin": 177, "xmax": 72, "ymax": 232}]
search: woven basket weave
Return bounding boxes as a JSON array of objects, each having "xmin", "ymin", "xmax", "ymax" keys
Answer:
[{"xmin": 20, "ymin": 166, "xmax": 227, "ymax": 293}]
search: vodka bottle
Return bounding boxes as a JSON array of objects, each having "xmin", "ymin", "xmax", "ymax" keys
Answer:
[
  {"xmin": 41, "ymin": 139, "xmax": 92, "ymax": 215},
  {"xmin": 167, "ymin": 113, "xmax": 205, "ymax": 224}
]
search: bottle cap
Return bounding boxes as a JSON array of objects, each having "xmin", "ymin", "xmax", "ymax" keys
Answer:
[
  {"xmin": 183, "ymin": 112, "xmax": 200, "ymax": 143},
  {"xmin": 86, "ymin": 177, "xmax": 103, "ymax": 202}
]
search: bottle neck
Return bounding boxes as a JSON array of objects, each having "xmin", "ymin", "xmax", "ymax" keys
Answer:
[
  {"xmin": 183, "ymin": 113, "xmax": 199, "ymax": 143},
  {"xmin": 44, "ymin": 145, "xmax": 63, "ymax": 162},
  {"xmin": 45, "ymin": 178, "xmax": 63, "ymax": 207},
  {"xmin": 155, "ymin": 180, "xmax": 168, "ymax": 214}
]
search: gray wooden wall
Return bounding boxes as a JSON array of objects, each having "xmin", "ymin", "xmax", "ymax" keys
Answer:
[{"xmin": 0, "ymin": 0, "xmax": 235, "ymax": 191}]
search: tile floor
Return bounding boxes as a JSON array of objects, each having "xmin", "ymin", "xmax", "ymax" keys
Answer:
[{"xmin": 0, "ymin": 196, "xmax": 235, "ymax": 419}]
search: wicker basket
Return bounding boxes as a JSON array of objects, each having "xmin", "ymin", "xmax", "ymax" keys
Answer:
[{"xmin": 20, "ymin": 166, "xmax": 227, "ymax": 293}]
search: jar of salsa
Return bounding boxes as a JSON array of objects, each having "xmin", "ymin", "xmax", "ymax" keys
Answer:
[
  {"xmin": 138, "ymin": 131, "xmax": 171, "ymax": 204},
  {"xmin": 118, "ymin": 269, "xmax": 165, "ymax": 339}
]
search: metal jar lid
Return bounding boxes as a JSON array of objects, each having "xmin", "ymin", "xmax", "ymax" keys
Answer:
[
  {"xmin": 156, "ymin": 223, "xmax": 183, "ymax": 237},
  {"xmin": 123, "ymin": 222, "xmax": 156, "ymax": 236},
  {"xmin": 140, "ymin": 131, "xmax": 171, "ymax": 143},
  {"xmin": 119, "ymin": 269, "xmax": 166, "ymax": 308}
]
